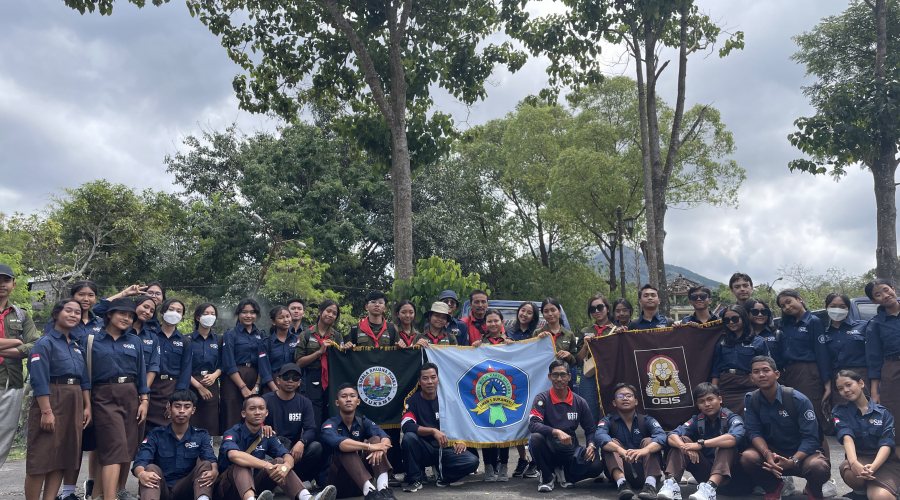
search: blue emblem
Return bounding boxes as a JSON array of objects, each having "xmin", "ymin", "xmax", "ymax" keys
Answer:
[{"xmin": 457, "ymin": 359, "xmax": 528, "ymax": 428}]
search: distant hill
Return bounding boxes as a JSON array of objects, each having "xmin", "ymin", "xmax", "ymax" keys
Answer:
[{"xmin": 591, "ymin": 247, "xmax": 724, "ymax": 290}]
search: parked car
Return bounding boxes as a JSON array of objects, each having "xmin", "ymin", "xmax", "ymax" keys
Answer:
[{"xmin": 459, "ymin": 299, "xmax": 572, "ymax": 331}]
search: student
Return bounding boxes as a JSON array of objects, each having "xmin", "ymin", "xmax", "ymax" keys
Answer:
[
  {"xmin": 346, "ymin": 292, "xmax": 396, "ymax": 348},
  {"xmin": 536, "ymin": 298, "xmax": 578, "ymax": 365},
  {"xmin": 744, "ymin": 299, "xmax": 782, "ymax": 368},
  {"xmin": 630, "ymin": 285, "xmax": 670, "ymax": 330},
  {"xmin": 215, "ymin": 395, "xmax": 335, "ymax": 500},
  {"xmin": 94, "ymin": 282, "xmax": 166, "ymax": 334},
  {"xmin": 400, "ymin": 363, "xmax": 479, "ymax": 492},
  {"xmin": 658, "ymin": 383, "xmax": 747, "ymax": 500},
  {"xmin": 413, "ymin": 302, "xmax": 458, "ymax": 346},
  {"xmin": 776, "ymin": 290, "xmax": 831, "ymax": 434},
  {"xmin": 267, "ymin": 306, "xmax": 299, "ymax": 390},
  {"xmin": 832, "ymin": 369, "xmax": 900, "ymax": 500},
  {"xmin": 529, "ymin": 360, "xmax": 603, "ymax": 492},
  {"xmin": 294, "ymin": 300, "xmax": 343, "ymax": 429},
  {"xmin": 437, "ymin": 290, "xmax": 469, "ymax": 346},
  {"xmin": 595, "ymin": 383, "xmax": 666, "ymax": 500},
  {"xmin": 864, "ymin": 279, "xmax": 900, "ymax": 420},
  {"xmin": 24, "ymin": 299, "xmax": 91, "ymax": 500},
  {"xmin": 578, "ymin": 294, "xmax": 614, "ymax": 423},
  {"xmin": 221, "ymin": 298, "xmax": 274, "ymax": 432},
  {"xmin": 710, "ymin": 305, "xmax": 769, "ymax": 417},
  {"xmin": 461, "ymin": 290, "xmax": 490, "ymax": 345},
  {"xmin": 471, "ymin": 309, "xmax": 513, "ymax": 481},
  {"xmin": 0, "ymin": 264, "xmax": 39, "ymax": 470},
  {"xmin": 190, "ymin": 303, "xmax": 222, "ymax": 436},
  {"xmin": 147, "ymin": 299, "xmax": 193, "ymax": 432},
  {"xmin": 613, "ymin": 299, "xmax": 634, "ymax": 328},
  {"xmin": 88, "ymin": 298, "xmax": 150, "ymax": 500},
  {"xmin": 321, "ymin": 384, "xmax": 396, "ymax": 500},
  {"xmin": 132, "ymin": 390, "xmax": 218, "ymax": 500},
  {"xmin": 393, "ymin": 301, "xmax": 420, "ymax": 348},
  {"xmin": 43, "ymin": 281, "xmax": 104, "ymax": 343},
  {"xmin": 262, "ymin": 364, "xmax": 323, "ymax": 483},
  {"xmin": 509, "ymin": 302, "xmax": 539, "ymax": 341},
  {"xmin": 740, "ymin": 356, "xmax": 830, "ymax": 500},
  {"xmin": 822, "ymin": 293, "xmax": 869, "ymax": 408},
  {"xmin": 287, "ymin": 298, "xmax": 307, "ymax": 335},
  {"xmin": 728, "ymin": 273, "xmax": 754, "ymax": 307},
  {"xmin": 679, "ymin": 286, "xmax": 719, "ymax": 326}
]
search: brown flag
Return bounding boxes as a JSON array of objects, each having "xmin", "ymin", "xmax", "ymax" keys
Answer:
[{"xmin": 586, "ymin": 323, "xmax": 725, "ymax": 429}]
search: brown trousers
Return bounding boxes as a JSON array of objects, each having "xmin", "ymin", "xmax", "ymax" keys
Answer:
[
  {"xmin": 740, "ymin": 448, "xmax": 830, "ymax": 497},
  {"xmin": 601, "ymin": 438, "xmax": 662, "ymax": 488},
  {"xmin": 214, "ymin": 458, "xmax": 303, "ymax": 500},
  {"xmin": 326, "ymin": 437, "xmax": 393, "ymax": 498},
  {"xmin": 664, "ymin": 437, "xmax": 736, "ymax": 482},
  {"xmin": 140, "ymin": 461, "xmax": 213, "ymax": 500}
]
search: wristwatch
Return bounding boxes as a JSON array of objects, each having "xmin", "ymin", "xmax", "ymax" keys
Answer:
[
  {"xmin": 790, "ymin": 456, "xmax": 799, "ymax": 467},
  {"xmin": 587, "ymin": 442, "xmax": 596, "ymax": 449},
  {"xmin": 697, "ymin": 439, "xmax": 705, "ymax": 448}
]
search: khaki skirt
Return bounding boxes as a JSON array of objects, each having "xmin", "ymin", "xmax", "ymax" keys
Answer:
[
  {"xmin": 718, "ymin": 371, "xmax": 757, "ymax": 418},
  {"xmin": 146, "ymin": 377, "xmax": 177, "ymax": 427},
  {"xmin": 26, "ymin": 384, "xmax": 84, "ymax": 475},
  {"xmin": 91, "ymin": 382, "xmax": 140, "ymax": 466}
]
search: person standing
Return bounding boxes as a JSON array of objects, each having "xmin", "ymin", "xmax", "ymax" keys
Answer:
[
  {"xmin": 294, "ymin": 300, "xmax": 343, "ymax": 429},
  {"xmin": 630, "ymin": 286, "xmax": 670, "ymax": 330},
  {"xmin": 287, "ymin": 299, "xmax": 307, "ymax": 336},
  {"xmin": 94, "ymin": 282, "xmax": 166, "ymax": 334},
  {"xmin": 461, "ymin": 290, "xmax": 490, "ymax": 345},
  {"xmin": 535, "ymin": 298, "xmax": 578, "ymax": 368},
  {"xmin": 508, "ymin": 302, "xmax": 538, "ymax": 342},
  {"xmin": 865, "ymin": 279, "xmax": 900, "ymax": 421},
  {"xmin": 42, "ymin": 281, "xmax": 104, "ymax": 343},
  {"xmin": 744, "ymin": 299, "xmax": 782, "ymax": 369},
  {"xmin": 437, "ymin": 290, "xmax": 469, "ymax": 346},
  {"xmin": 393, "ymin": 301, "xmax": 420, "ymax": 348},
  {"xmin": 471, "ymin": 309, "xmax": 513, "ymax": 481},
  {"xmin": 262, "ymin": 364, "xmax": 323, "ymax": 483},
  {"xmin": 266, "ymin": 306, "xmax": 299, "ymax": 391},
  {"xmin": 578, "ymin": 294, "xmax": 614, "ymax": 423},
  {"xmin": 346, "ymin": 292, "xmax": 396, "ymax": 348},
  {"xmin": 822, "ymin": 293, "xmax": 869, "ymax": 409},
  {"xmin": 221, "ymin": 299, "xmax": 273, "ymax": 432},
  {"xmin": 678, "ymin": 287, "xmax": 719, "ymax": 326},
  {"xmin": 728, "ymin": 273, "xmax": 754, "ymax": 308},
  {"xmin": 147, "ymin": 299, "xmax": 193, "ymax": 433},
  {"xmin": 190, "ymin": 303, "xmax": 222, "ymax": 436},
  {"xmin": 709, "ymin": 305, "xmax": 769, "ymax": 417},
  {"xmin": 413, "ymin": 303, "xmax": 458, "ymax": 346},
  {"xmin": 0, "ymin": 264, "xmax": 39, "ymax": 469},
  {"xmin": 613, "ymin": 299, "xmax": 634, "ymax": 329}
]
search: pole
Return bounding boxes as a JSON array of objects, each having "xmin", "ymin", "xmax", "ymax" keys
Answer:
[{"xmin": 617, "ymin": 206, "xmax": 626, "ymax": 298}]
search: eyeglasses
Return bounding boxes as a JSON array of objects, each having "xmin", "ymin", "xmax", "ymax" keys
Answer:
[
  {"xmin": 368, "ymin": 300, "xmax": 386, "ymax": 306},
  {"xmin": 549, "ymin": 372, "xmax": 570, "ymax": 379},
  {"xmin": 688, "ymin": 293, "xmax": 709, "ymax": 301},
  {"xmin": 723, "ymin": 316, "xmax": 741, "ymax": 324},
  {"xmin": 749, "ymin": 308, "xmax": 770, "ymax": 317},
  {"xmin": 145, "ymin": 291, "xmax": 163, "ymax": 297},
  {"xmin": 615, "ymin": 393, "xmax": 634, "ymax": 400},
  {"xmin": 280, "ymin": 375, "xmax": 302, "ymax": 382},
  {"xmin": 589, "ymin": 304, "xmax": 606, "ymax": 314}
]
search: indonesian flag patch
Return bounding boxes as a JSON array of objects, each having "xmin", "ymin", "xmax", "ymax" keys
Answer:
[{"xmin": 30, "ymin": 354, "xmax": 40, "ymax": 362}]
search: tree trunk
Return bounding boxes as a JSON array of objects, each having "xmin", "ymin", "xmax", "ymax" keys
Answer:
[
  {"xmin": 388, "ymin": 0, "xmax": 414, "ymax": 281},
  {"xmin": 633, "ymin": 26, "xmax": 659, "ymax": 290}
]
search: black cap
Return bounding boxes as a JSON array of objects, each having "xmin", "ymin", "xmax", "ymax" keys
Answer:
[
  {"xmin": 277, "ymin": 363, "xmax": 303, "ymax": 377},
  {"xmin": 0, "ymin": 264, "xmax": 14, "ymax": 279},
  {"xmin": 107, "ymin": 297, "xmax": 137, "ymax": 314}
]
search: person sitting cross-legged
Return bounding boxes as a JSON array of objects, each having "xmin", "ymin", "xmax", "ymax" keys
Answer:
[{"xmin": 529, "ymin": 360, "xmax": 605, "ymax": 492}]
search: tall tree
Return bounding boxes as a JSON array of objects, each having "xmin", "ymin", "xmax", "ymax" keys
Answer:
[{"xmin": 789, "ymin": 0, "xmax": 900, "ymax": 284}]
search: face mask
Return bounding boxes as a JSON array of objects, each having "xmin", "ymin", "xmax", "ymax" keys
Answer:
[
  {"xmin": 827, "ymin": 308, "xmax": 849, "ymax": 322},
  {"xmin": 199, "ymin": 315, "xmax": 217, "ymax": 328},
  {"xmin": 163, "ymin": 311, "xmax": 183, "ymax": 325}
]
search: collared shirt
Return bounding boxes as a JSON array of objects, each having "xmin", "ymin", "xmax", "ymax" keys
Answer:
[
  {"xmin": 743, "ymin": 384, "xmax": 820, "ymax": 456},
  {"xmin": 190, "ymin": 331, "xmax": 220, "ymax": 374},
  {"xmin": 461, "ymin": 315, "xmax": 489, "ymax": 345},
  {"xmin": 529, "ymin": 389, "xmax": 596, "ymax": 445},
  {"xmin": 221, "ymin": 323, "xmax": 273, "ymax": 384},
  {"xmin": 396, "ymin": 327, "xmax": 421, "ymax": 347},
  {"xmin": 350, "ymin": 319, "xmax": 396, "ymax": 348},
  {"xmin": 94, "ymin": 298, "xmax": 161, "ymax": 334},
  {"xmin": 293, "ymin": 326, "xmax": 343, "ymax": 371},
  {"xmin": 263, "ymin": 391, "xmax": 317, "ymax": 444},
  {"xmin": 156, "ymin": 329, "xmax": 192, "ymax": 389},
  {"xmin": 595, "ymin": 412, "xmax": 667, "ymax": 450},
  {"xmin": 320, "ymin": 413, "xmax": 388, "ymax": 451},
  {"xmin": 866, "ymin": 301, "xmax": 900, "ymax": 379},
  {"xmin": 414, "ymin": 329, "xmax": 457, "ymax": 346},
  {"xmin": 779, "ymin": 310, "xmax": 831, "ymax": 383},
  {"xmin": 132, "ymin": 323, "xmax": 161, "ymax": 374},
  {"xmin": 87, "ymin": 329, "xmax": 149, "ymax": 394},
  {"xmin": 710, "ymin": 335, "xmax": 770, "ymax": 378},
  {"xmin": 756, "ymin": 326, "xmax": 783, "ymax": 368},
  {"xmin": 219, "ymin": 423, "xmax": 290, "ymax": 473},
  {"xmin": 508, "ymin": 328, "xmax": 534, "ymax": 342},
  {"xmin": 133, "ymin": 424, "xmax": 216, "ymax": 487},
  {"xmin": 401, "ymin": 392, "xmax": 441, "ymax": 446},
  {"xmin": 0, "ymin": 304, "xmax": 39, "ymax": 389},
  {"xmin": 28, "ymin": 329, "xmax": 90, "ymax": 395},
  {"xmin": 824, "ymin": 319, "xmax": 868, "ymax": 371},
  {"xmin": 832, "ymin": 399, "xmax": 896, "ymax": 451},
  {"xmin": 43, "ymin": 311, "xmax": 104, "ymax": 345},
  {"xmin": 671, "ymin": 410, "xmax": 745, "ymax": 462},
  {"xmin": 446, "ymin": 317, "xmax": 469, "ymax": 346},
  {"xmin": 535, "ymin": 325, "xmax": 578, "ymax": 359},
  {"xmin": 631, "ymin": 312, "xmax": 669, "ymax": 331},
  {"xmin": 266, "ymin": 331, "xmax": 299, "ymax": 374},
  {"xmin": 679, "ymin": 311, "xmax": 720, "ymax": 325}
]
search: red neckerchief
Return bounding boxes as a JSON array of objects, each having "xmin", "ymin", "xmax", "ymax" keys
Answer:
[
  {"xmin": 398, "ymin": 329, "xmax": 416, "ymax": 346},
  {"xmin": 0, "ymin": 308, "xmax": 10, "ymax": 365},
  {"xmin": 311, "ymin": 327, "xmax": 332, "ymax": 389},
  {"xmin": 550, "ymin": 330, "xmax": 563, "ymax": 343},
  {"xmin": 359, "ymin": 318, "xmax": 387, "ymax": 347},
  {"xmin": 426, "ymin": 331, "xmax": 446, "ymax": 344},
  {"xmin": 593, "ymin": 324, "xmax": 613, "ymax": 336},
  {"xmin": 487, "ymin": 335, "xmax": 505, "ymax": 345}
]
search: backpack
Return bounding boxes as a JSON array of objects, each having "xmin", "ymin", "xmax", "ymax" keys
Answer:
[
  {"xmin": 749, "ymin": 386, "xmax": 824, "ymax": 442},
  {"xmin": 349, "ymin": 322, "xmax": 397, "ymax": 346},
  {"xmin": 695, "ymin": 407, "xmax": 736, "ymax": 437},
  {"xmin": 607, "ymin": 413, "xmax": 652, "ymax": 440}
]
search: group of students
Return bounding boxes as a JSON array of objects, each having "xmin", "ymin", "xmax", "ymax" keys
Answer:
[{"xmin": 5, "ymin": 262, "xmax": 900, "ymax": 500}]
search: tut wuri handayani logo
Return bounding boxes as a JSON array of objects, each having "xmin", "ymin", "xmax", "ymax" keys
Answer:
[
  {"xmin": 358, "ymin": 367, "xmax": 398, "ymax": 407},
  {"xmin": 458, "ymin": 360, "xmax": 528, "ymax": 427}
]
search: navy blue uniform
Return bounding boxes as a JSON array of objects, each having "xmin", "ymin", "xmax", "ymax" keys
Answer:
[
  {"xmin": 190, "ymin": 331, "xmax": 220, "ymax": 375},
  {"xmin": 630, "ymin": 312, "xmax": 669, "ymax": 331},
  {"xmin": 866, "ymin": 302, "xmax": 900, "ymax": 380},
  {"xmin": 742, "ymin": 385, "xmax": 820, "ymax": 456},
  {"xmin": 832, "ymin": 400, "xmax": 895, "ymax": 451},
  {"xmin": 42, "ymin": 312, "xmax": 104, "ymax": 345},
  {"xmin": 321, "ymin": 413, "xmax": 388, "ymax": 450},
  {"xmin": 156, "ymin": 329, "xmax": 192, "ymax": 389},
  {"xmin": 28, "ymin": 329, "xmax": 90, "ymax": 395},
  {"xmin": 671, "ymin": 410, "xmax": 745, "ymax": 463},
  {"xmin": 94, "ymin": 298, "xmax": 161, "ymax": 334},
  {"xmin": 779, "ymin": 310, "xmax": 830, "ymax": 383},
  {"xmin": 757, "ymin": 326, "xmax": 783, "ymax": 368},
  {"xmin": 824, "ymin": 319, "xmax": 868, "ymax": 371},
  {"xmin": 711, "ymin": 335, "xmax": 770, "ymax": 378},
  {"xmin": 266, "ymin": 331, "xmax": 299, "ymax": 375},
  {"xmin": 133, "ymin": 424, "xmax": 216, "ymax": 487},
  {"xmin": 219, "ymin": 423, "xmax": 291, "ymax": 474},
  {"xmin": 134, "ymin": 324, "xmax": 161, "ymax": 375},
  {"xmin": 88, "ymin": 329, "xmax": 149, "ymax": 393},
  {"xmin": 528, "ymin": 389, "xmax": 604, "ymax": 483},
  {"xmin": 679, "ymin": 312, "xmax": 719, "ymax": 325},
  {"xmin": 508, "ymin": 328, "xmax": 534, "ymax": 342},
  {"xmin": 221, "ymin": 324, "xmax": 273, "ymax": 385},
  {"xmin": 401, "ymin": 392, "xmax": 479, "ymax": 484},
  {"xmin": 595, "ymin": 413, "xmax": 667, "ymax": 449}
]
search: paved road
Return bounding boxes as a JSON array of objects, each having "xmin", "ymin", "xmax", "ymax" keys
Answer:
[{"xmin": 0, "ymin": 437, "xmax": 854, "ymax": 499}]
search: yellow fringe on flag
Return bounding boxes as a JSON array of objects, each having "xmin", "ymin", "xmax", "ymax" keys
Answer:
[{"xmin": 447, "ymin": 438, "xmax": 531, "ymax": 449}]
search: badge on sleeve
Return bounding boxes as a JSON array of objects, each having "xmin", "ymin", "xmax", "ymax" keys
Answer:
[{"xmin": 804, "ymin": 410, "xmax": 816, "ymax": 421}]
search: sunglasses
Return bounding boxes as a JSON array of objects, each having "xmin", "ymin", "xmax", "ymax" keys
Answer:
[
  {"xmin": 589, "ymin": 304, "xmax": 606, "ymax": 314},
  {"xmin": 723, "ymin": 316, "xmax": 742, "ymax": 324},
  {"xmin": 749, "ymin": 308, "xmax": 770, "ymax": 317},
  {"xmin": 615, "ymin": 393, "xmax": 635, "ymax": 400},
  {"xmin": 688, "ymin": 293, "xmax": 709, "ymax": 301},
  {"xmin": 279, "ymin": 375, "xmax": 302, "ymax": 382}
]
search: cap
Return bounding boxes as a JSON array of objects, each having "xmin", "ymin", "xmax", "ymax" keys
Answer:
[
  {"xmin": 438, "ymin": 290, "xmax": 459, "ymax": 303},
  {"xmin": 106, "ymin": 297, "xmax": 137, "ymax": 314},
  {"xmin": 426, "ymin": 301, "xmax": 452, "ymax": 320},
  {"xmin": 277, "ymin": 363, "xmax": 303, "ymax": 377},
  {"xmin": 0, "ymin": 264, "xmax": 14, "ymax": 279}
]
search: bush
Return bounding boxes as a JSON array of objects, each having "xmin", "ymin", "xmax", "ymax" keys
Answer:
[{"xmin": 388, "ymin": 256, "xmax": 490, "ymax": 328}]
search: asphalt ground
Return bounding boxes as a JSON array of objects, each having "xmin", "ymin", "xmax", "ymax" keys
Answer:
[{"xmin": 0, "ymin": 435, "xmax": 855, "ymax": 500}]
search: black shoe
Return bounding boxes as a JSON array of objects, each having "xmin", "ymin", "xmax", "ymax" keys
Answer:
[
  {"xmin": 83, "ymin": 479, "xmax": 94, "ymax": 500},
  {"xmin": 522, "ymin": 461, "xmax": 540, "ymax": 478},
  {"xmin": 638, "ymin": 483, "xmax": 657, "ymax": 500},
  {"xmin": 513, "ymin": 458, "xmax": 529, "ymax": 477},
  {"xmin": 619, "ymin": 482, "xmax": 635, "ymax": 500},
  {"xmin": 389, "ymin": 475, "xmax": 401, "ymax": 488},
  {"xmin": 364, "ymin": 491, "xmax": 384, "ymax": 500},
  {"xmin": 258, "ymin": 490, "xmax": 275, "ymax": 500},
  {"xmin": 380, "ymin": 488, "xmax": 398, "ymax": 500},
  {"xmin": 57, "ymin": 494, "xmax": 78, "ymax": 500}
]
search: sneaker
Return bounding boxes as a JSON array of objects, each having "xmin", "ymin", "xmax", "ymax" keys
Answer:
[
  {"xmin": 380, "ymin": 488, "xmax": 399, "ymax": 500},
  {"xmin": 538, "ymin": 475, "xmax": 555, "ymax": 492},
  {"xmin": 257, "ymin": 491, "xmax": 275, "ymax": 500},
  {"xmin": 513, "ymin": 458, "xmax": 529, "ymax": 477},
  {"xmin": 389, "ymin": 476, "xmax": 401, "ymax": 488},
  {"xmin": 683, "ymin": 472, "xmax": 698, "ymax": 485},
  {"xmin": 689, "ymin": 483, "xmax": 716, "ymax": 500},
  {"xmin": 364, "ymin": 490, "xmax": 384, "ymax": 500},
  {"xmin": 424, "ymin": 467, "xmax": 434, "ymax": 484},
  {"xmin": 484, "ymin": 464, "xmax": 497, "ymax": 482},
  {"xmin": 752, "ymin": 486, "xmax": 766, "ymax": 496},
  {"xmin": 619, "ymin": 482, "xmax": 635, "ymax": 500},
  {"xmin": 84, "ymin": 479, "xmax": 94, "ymax": 500},
  {"xmin": 57, "ymin": 494, "xmax": 78, "ymax": 500},
  {"xmin": 403, "ymin": 482, "xmax": 423, "ymax": 493},
  {"xmin": 639, "ymin": 482, "xmax": 658, "ymax": 500},
  {"xmin": 313, "ymin": 485, "xmax": 337, "ymax": 500},
  {"xmin": 763, "ymin": 481, "xmax": 785, "ymax": 500},
  {"xmin": 658, "ymin": 478, "xmax": 682, "ymax": 500},
  {"xmin": 523, "ymin": 461, "xmax": 540, "ymax": 478},
  {"xmin": 554, "ymin": 467, "xmax": 572, "ymax": 488},
  {"xmin": 498, "ymin": 464, "xmax": 509, "ymax": 482},
  {"xmin": 116, "ymin": 491, "xmax": 139, "ymax": 500},
  {"xmin": 434, "ymin": 480, "xmax": 449, "ymax": 488},
  {"xmin": 821, "ymin": 479, "xmax": 837, "ymax": 499},
  {"xmin": 782, "ymin": 477, "xmax": 796, "ymax": 497},
  {"xmin": 303, "ymin": 480, "xmax": 314, "ymax": 491}
]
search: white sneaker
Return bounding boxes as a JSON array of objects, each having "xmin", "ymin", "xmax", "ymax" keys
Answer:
[
  {"xmin": 821, "ymin": 479, "xmax": 837, "ymax": 498},
  {"xmin": 658, "ymin": 478, "xmax": 682, "ymax": 500},
  {"xmin": 554, "ymin": 467, "xmax": 572, "ymax": 488},
  {"xmin": 537, "ymin": 473, "xmax": 555, "ymax": 493},
  {"xmin": 313, "ymin": 485, "xmax": 337, "ymax": 500},
  {"xmin": 752, "ymin": 486, "xmax": 766, "ymax": 496},
  {"xmin": 782, "ymin": 476, "xmax": 796, "ymax": 497},
  {"xmin": 689, "ymin": 483, "xmax": 716, "ymax": 500}
]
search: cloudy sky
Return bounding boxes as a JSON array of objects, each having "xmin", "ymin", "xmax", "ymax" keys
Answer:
[{"xmin": 0, "ymin": 0, "xmax": 888, "ymax": 287}]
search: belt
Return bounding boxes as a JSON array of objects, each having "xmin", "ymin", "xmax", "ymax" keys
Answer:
[
  {"xmin": 159, "ymin": 374, "xmax": 177, "ymax": 380},
  {"xmin": 724, "ymin": 369, "xmax": 748, "ymax": 376},
  {"xmin": 50, "ymin": 377, "xmax": 82, "ymax": 385},
  {"xmin": 242, "ymin": 363, "xmax": 256, "ymax": 368},
  {"xmin": 193, "ymin": 371, "xmax": 210, "ymax": 376},
  {"xmin": 95, "ymin": 376, "xmax": 135, "ymax": 384},
  {"xmin": 886, "ymin": 355, "xmax": 900, "ymax": 362}
]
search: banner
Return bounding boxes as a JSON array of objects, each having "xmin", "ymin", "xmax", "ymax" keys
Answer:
[
  {"xmin": 326, "ymin": 346, "xmax": 423, "ymax": 428},
  {"xmin": 425, "ymin": 336, "xmax": 556, "ymax": 448},
  {"xmin": 587, "ymin": 323, "xmax": 724, "ymax": 429}
]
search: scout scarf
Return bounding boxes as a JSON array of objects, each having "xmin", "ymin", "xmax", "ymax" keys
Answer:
[
  {"xmin": 398, "ymin": 329, "xmax": 416, "ymax": 347},
  {"xmin": 593, "ymin": 323, "xmax": 614, "ymax": 336},
  {"xmin": 359, "ymin": 318, "xmax": 387, "ymax": 348},
  {"xmin": 486, "ymin": 335, "xmax": 505, "ymax": 345},
  {"xmin": 312, "ymin": 326, "xmax": 333, "ymax": 389}
]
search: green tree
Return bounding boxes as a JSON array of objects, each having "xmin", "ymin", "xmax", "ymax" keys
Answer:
[
  {"xmin": 388, "ymin": 256, "xmax": 490, "ymax": 328},
  {"xmin": 789, "ymin": 0, "xmax": 900, "ymax": 284}
]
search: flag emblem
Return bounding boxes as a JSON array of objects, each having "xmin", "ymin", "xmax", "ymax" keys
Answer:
[
  {"xmin": 358, "ymin": 367, "xmax": 398, "ymax": 407},
  {"xmin": 459, "ymin": 360, "xmax": 527, "ymax": 427}
]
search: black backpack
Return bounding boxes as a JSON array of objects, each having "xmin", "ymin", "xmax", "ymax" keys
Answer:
[
  {"xmin": 749, "ymin": 386, "xmax": 824, "ymax": 443},
  {"xmin": 607, "ymin": 413, "xmax": 653, "ymax": 439},
  {"xmin": 349, "ymin": 322, "xmax": 397, "ymax": 346},
  {"xmin": 695, "ymin": 407, "xmax": 736, "ymax": 437}
]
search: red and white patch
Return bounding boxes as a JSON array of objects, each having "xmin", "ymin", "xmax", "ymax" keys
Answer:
[
  {"xmin": 142, "ymin": 438, "xmax": 149, "ymax": 444},
  {"xmin": 224, "ymin": 435, "xmax": 234, "ymax": 441},
  {"xmin": 258, "ymin": 351, "xmax": 266, "ymax": 357},
  {"xmin": 323, "ymin": 423, "xmax": 333, "ymax": 429},
  {"xmin": 30, "ymin": 354, "xmax": 40, "ymax": 361},
  {"xmin": 834, "ymin": 417, "xmax": 840, "ymax": 423},
  {"xmin": 598, "ymin": 421, "xmax": 606, "ymax": 426},
  {"xmin": 529, "ymin": 409, "xmax": 543, "ymax": 420},
  {"xmin": 684, "ymin": 421, "xmax": 692, "ymax": 426}
]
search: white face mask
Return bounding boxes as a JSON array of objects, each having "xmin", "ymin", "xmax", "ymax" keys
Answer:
[
  {"xmin": 827, "ymin": 308, "xmax": 849, "ymax": 322},
  {"xmin": 163, "ymin": 311, "xmax": 183, "ymax": 325},
  {"xmin": 199, "ymin": 315, "xmax": 217, "ymax": 328}
]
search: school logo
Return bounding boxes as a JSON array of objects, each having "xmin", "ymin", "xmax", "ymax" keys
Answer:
[
  {"xmin": 780, "ymin": 410, "xmax": 790, "ymax": 417},
  {"xmin": 358, "ymin": 367, "xmax": 398, "ymax": 407},
  {"xmin": 805, "ymin": 409, "xmax": 816, "ymax": 421},
  {"xmin": 458, "ymin": 359, "xmax": 527, "ymax": 427},
  {"xmin": 185, "ymin": 442, "xmax": 199, "ymax": 448},
  {"xmin": 870, "ymin": 419, "xmax": 883, "ymax": 426},
  {"xmin": 817, "ymin": 335, "xmax": 826, "ymax": 344},
  {"xmin": 633, "ymin": 347, "xmax": 693, "ymax": 410}
]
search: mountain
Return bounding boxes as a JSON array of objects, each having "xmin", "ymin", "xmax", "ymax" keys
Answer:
[{"xmin": 592, "ymin": 247, "xmax": 724, "ymax": 290}]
